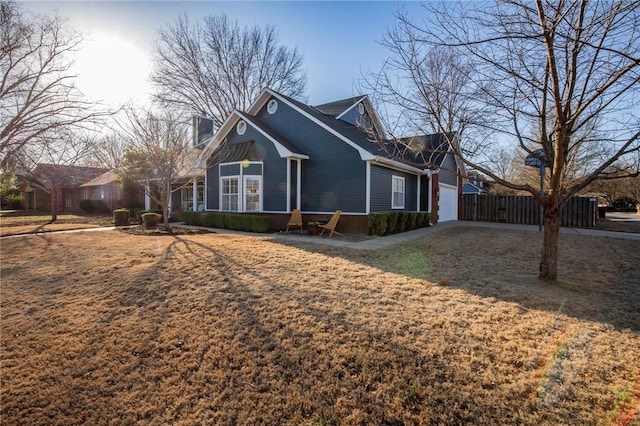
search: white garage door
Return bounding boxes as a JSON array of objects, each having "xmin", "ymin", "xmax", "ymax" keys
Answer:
[{"xmin": 439, "ymin": 184, "xmax": 458, "ymax": 222}]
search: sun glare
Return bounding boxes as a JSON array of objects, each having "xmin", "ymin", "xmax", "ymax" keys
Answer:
[{"xmin": 74, "ymin": 31, "xmax": 152, "ymax": 107}]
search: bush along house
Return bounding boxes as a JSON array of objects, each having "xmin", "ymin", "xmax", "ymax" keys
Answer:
[{"xmin": 196, "ymin": 88, "xmax": 464, "ymax": 234}]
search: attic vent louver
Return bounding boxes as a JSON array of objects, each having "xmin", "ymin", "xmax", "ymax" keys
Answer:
[{"xmin": 267, "ymin": 99, "xmax": 278, "ymax": 114}]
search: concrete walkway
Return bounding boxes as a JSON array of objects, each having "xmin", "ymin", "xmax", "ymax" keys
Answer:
[
  {"xmin": 3, "ymin": 221, "xmax": 638, "ymax": 248},
  {"xmin": 175, "ymin": 220, "xmax": 640, "ymax": 251},
  {"xmin": 0, "ymin": 226, "xmax": 116, "ymax": 239},
  {"xmin": 276, "ymin": 220, "xmax": 640, "ymax": 250}
]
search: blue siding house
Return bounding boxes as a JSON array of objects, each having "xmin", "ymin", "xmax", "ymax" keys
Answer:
[{"xmin": 197, "ymin": 88, "xmax": 463, "ymax": 233}]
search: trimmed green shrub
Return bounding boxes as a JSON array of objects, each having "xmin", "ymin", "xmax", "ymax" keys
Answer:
[
  {"xmin": 141, "ymin": 212, "xmax": 160, "ymax": 228},
  {"xmin": 79, "ymin": 199, "xmax": 109, "ymax": 213},
  {"xmin": 200, "ymin": 212, "xmax": 223, "ymax": 228},
  {"xmin": 113, "ymin": 209, "xmax": 130, "ymax": 226},
  {"xmin": 407, "ymin": 212, "xmax": 418, "ymax": 230},
  {"xmin": 368, "ymin": 211, "xmax": 431, "ymax": 236},
  {"xmin": 368, "ymin": 213, "xmax": 388, "ymax": 235},
  {"xmin": 182, "ymin": 211, "xmax": 201, "ymax": 226},
  {"xmin": 250, "ymin": 216, "xmax": 271, "ymax": 232},
  {"xmin": 136, "ymin": 209, "xmax": 162, "ymax": 223},
  {"xmin": 196, "ymin": 212, "xmax": 271, "ymax": 232},
  {"xmin": 387, "ymin": 213, "xmax": 399, "ymax": 234},
  {"xmin": 398, "ymin": 211, "xmax": 409, "ymax": 233}
]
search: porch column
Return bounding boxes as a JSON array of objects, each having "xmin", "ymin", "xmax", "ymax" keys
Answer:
[
  {"xmin": 426, "ymin": 171, "xmax": 433, "ymax": 214},
  {"xmin": 365, "ymin": 162, "xmax": 371, "ymax": 214},
  {"xmin": 286, "ymin": 159, "xmax": 291, "ymax": 212},
  {"xmin": 144, "ymin": 185, "xmax": 151, "ymax": 210},
  {"xmin": 296, "ymin": 159, "xmax": 302, "ymax": 210},
  {"xmin": 417, "ymin": 174, "xmax": 421, "ymax": 211},
  {"xmin": 192, "ymin": 177, "xmax": 198, "ymax": 211}
]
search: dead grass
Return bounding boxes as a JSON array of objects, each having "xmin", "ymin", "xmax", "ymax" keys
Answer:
[
  {"xmin": 1, "ymin": 227, "xmax": 639, "ymax": 425},
  {"xmin": 0, "ymin": 213, "xmax": 114, "ymax": 236},
  {"xmin": 595, "ymin": 219, "xmax": 640, "ymax": 234}
]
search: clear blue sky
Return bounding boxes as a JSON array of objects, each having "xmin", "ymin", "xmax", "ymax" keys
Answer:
[{"xmin": 26, "ymin": 1, "xmax": 425, "ymax": 107}]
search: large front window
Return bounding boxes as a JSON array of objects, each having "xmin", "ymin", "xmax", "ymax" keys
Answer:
[
  {"xmin": 182, "ymin": 185, "xmax": 204, "ymax": 211},
  {"xmin": 392, "ymin": 175, "xmax": 405, "ymax": 209},
  {"xmin": 221, "ymin": 177, "xmax": 239, "ymax": 211}
]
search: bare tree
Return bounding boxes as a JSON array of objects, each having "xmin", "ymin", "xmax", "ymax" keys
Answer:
[
  {"xmin": 151, "ymin": 12, "xmax": 307, "ymax": 127},
  {"xmin": 117, "ymin": 108, "xmax": 197, "ymax": 227},
  {"xmin": 0, "ymin": 1, "xmax": 110, "ymax": 168},
  {"xmin": 18, "ymin": 128, "xmax": 99, "ymax": 222},
  {"xmin": 373, "ymin": 0, "xmax": 640, "ymax": 281},
  {"xmin": 587, "ymin": 162, "xmax": 640, "ymax": 205},
  {"xmin": 88, "ymin": 133, "xmax": 129, "ymax": 169}
]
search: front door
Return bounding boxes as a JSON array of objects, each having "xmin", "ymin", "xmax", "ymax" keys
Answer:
[{"xmin": 243, "ymin": 176, "xmax": 262, "ymax": 212}]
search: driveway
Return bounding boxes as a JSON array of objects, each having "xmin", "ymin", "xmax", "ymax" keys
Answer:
[{"xmin": 605, "ymin": 211, "xmax": 640, "ymax": 224}]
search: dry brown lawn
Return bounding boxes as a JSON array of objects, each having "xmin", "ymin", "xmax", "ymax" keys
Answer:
[
  {"xmin": 0, "ymin": 213, "xmax": 114, "ymax": 237},
  {"xmin": 1, "ymin": 227, "xmax": 639, "ymax": 425}
]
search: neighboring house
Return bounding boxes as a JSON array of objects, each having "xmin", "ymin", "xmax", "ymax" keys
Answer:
[
  {"xmin": 462, "ymin": 170, "xmax": 489, "ymax": 195},
  {"xmin": 80, "ymin": 170, "xmax": 144, "ymax": 211},
  {"xmin": 462, "ymin": 182, "xmax": 486, "ymax": 195},
  {"xmin": 197, "ymin": 88, "xmax": 464, "ymax": 233},
  {"xmin": 19, "ymin": 164, "xmax": 108, "ymax": 212}
]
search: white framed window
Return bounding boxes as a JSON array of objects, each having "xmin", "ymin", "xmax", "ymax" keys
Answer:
[
  {"xmin": 221, "ymin": 177, "xmax": 239, "ymax": 211},
  {"xmin": 243, "ymin": 176, "xmax": 262, "ymax": 212},
  {"xmin": 392, "ymin": 175, "xmax": 405, "ymax": 209},
  {"xmin": 182, "ymin": 185, "xmax": 204, "ymax": 211},
  {"xmin": 65, "ymin": 197, "xmax": 72, "ymax": 208}
]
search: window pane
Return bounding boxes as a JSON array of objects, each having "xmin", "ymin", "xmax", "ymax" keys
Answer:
[
  {"xmin": 222, "ymin": 178, "xmax": 239, "ymax": 211},
  {"xmin": 245, "ymin": 178, "xmax": 260, "ymax": 212},
  {"xmin": 392, "ymin": 176, "xmax": 405, "ymax": 208}
]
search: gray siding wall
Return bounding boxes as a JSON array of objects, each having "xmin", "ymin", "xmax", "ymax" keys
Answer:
[
  {"xmin": 340, "ymin": 106, "xmax": 373, "ymax": 132},
  {"xmin": 220, "ymin": 163, "xmax": 240, "ymax": 177},
  {"xmin": 369, "ymin": 165, "xmax": 418, "ymax": 212},
  {"xmin": 290, "ymin": 159, "xmax": 297, "ymax": 210},
  {"xmin": 171, "ymin": 189, "xmax": 181, "ymax": 212},
  {"xmin": 256, "ymin": 98, "xmax": 366, "ymax": 213},
  {"xmin": 206, "ymin": 166, "xmax": 219, "ymax": 210},
  {"xmin": 207, "ymin": 122, "xmax": 287, "ymax": 212},
  {"xmin": 439, "ymin": 154, "xmax": 458, "ymax": 186}
]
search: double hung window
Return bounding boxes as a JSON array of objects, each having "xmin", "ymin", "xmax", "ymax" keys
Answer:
[
  {"xmin": 392, "ymin": 176, "xmax": 405, "ymax": 209},
  {"xmin": 221, "ymin": 177, "xmax": 239, "ymax": 211}
]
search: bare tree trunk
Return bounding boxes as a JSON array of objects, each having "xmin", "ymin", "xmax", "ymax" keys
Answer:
[
  {"xmin": 50, "ymin": 189, "xmax": 58, "ymax": 223},
  {"xmin": 163, "ymin": 181, "xmax": 170, "ymax": 228},
  {"xmin": 539, "ymin": 200, "xmax": 560, "ymax": 281}
]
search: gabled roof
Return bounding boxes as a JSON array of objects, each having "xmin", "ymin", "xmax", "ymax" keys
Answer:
[
  {"xmin": 29, "ymin": 164, "xmax": 108, "ymax": 188},
  {"xmin": 196, "ymin": 106, "xmax": 308, "ymax": 166},
  {"xmin": 80, "ymin": 170, "xmax": 119, "ymax": 187},
  {"xmin": 235, "ymin": 111, "xmax": 308, "ymax": 159},
  {"xmin": 176, "ymin": 148, "xmax": 206, "ymax": 179},
  {"xmin": 385, "ymin": 133, "xmax": 454, "ymax": 169},
  {"xmin": 462, "ymin": 182, "xmax": 485, "ymax": 194},
  {"xmin": 199, "ymin": 88, "xmax": 459, "ymax": 176},
  {"xmin": 314, "ymin": 96, "xmax": 367, "ymax": 117}
]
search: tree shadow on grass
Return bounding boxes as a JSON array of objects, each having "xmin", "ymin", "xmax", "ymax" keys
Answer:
[
  {"xmin": 2, "ymin": 231, "xmax": 634, "ymax": 424},
  {"xmin": 271, "ymin": 227, "xmax": 640, "ymax": 334},
  {"xmin": 162, "ymin": 235, "xmax": 548, "ymax": 423}
]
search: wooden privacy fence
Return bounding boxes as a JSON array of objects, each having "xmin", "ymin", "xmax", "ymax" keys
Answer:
[{"xmin": 461, "ymin": 194, "xmax": 597, "ymax": 228}]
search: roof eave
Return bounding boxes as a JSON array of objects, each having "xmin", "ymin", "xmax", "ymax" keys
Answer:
[{"xmin": 370, "ymin": 156, "xmax": 427, "ymax": 175}]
